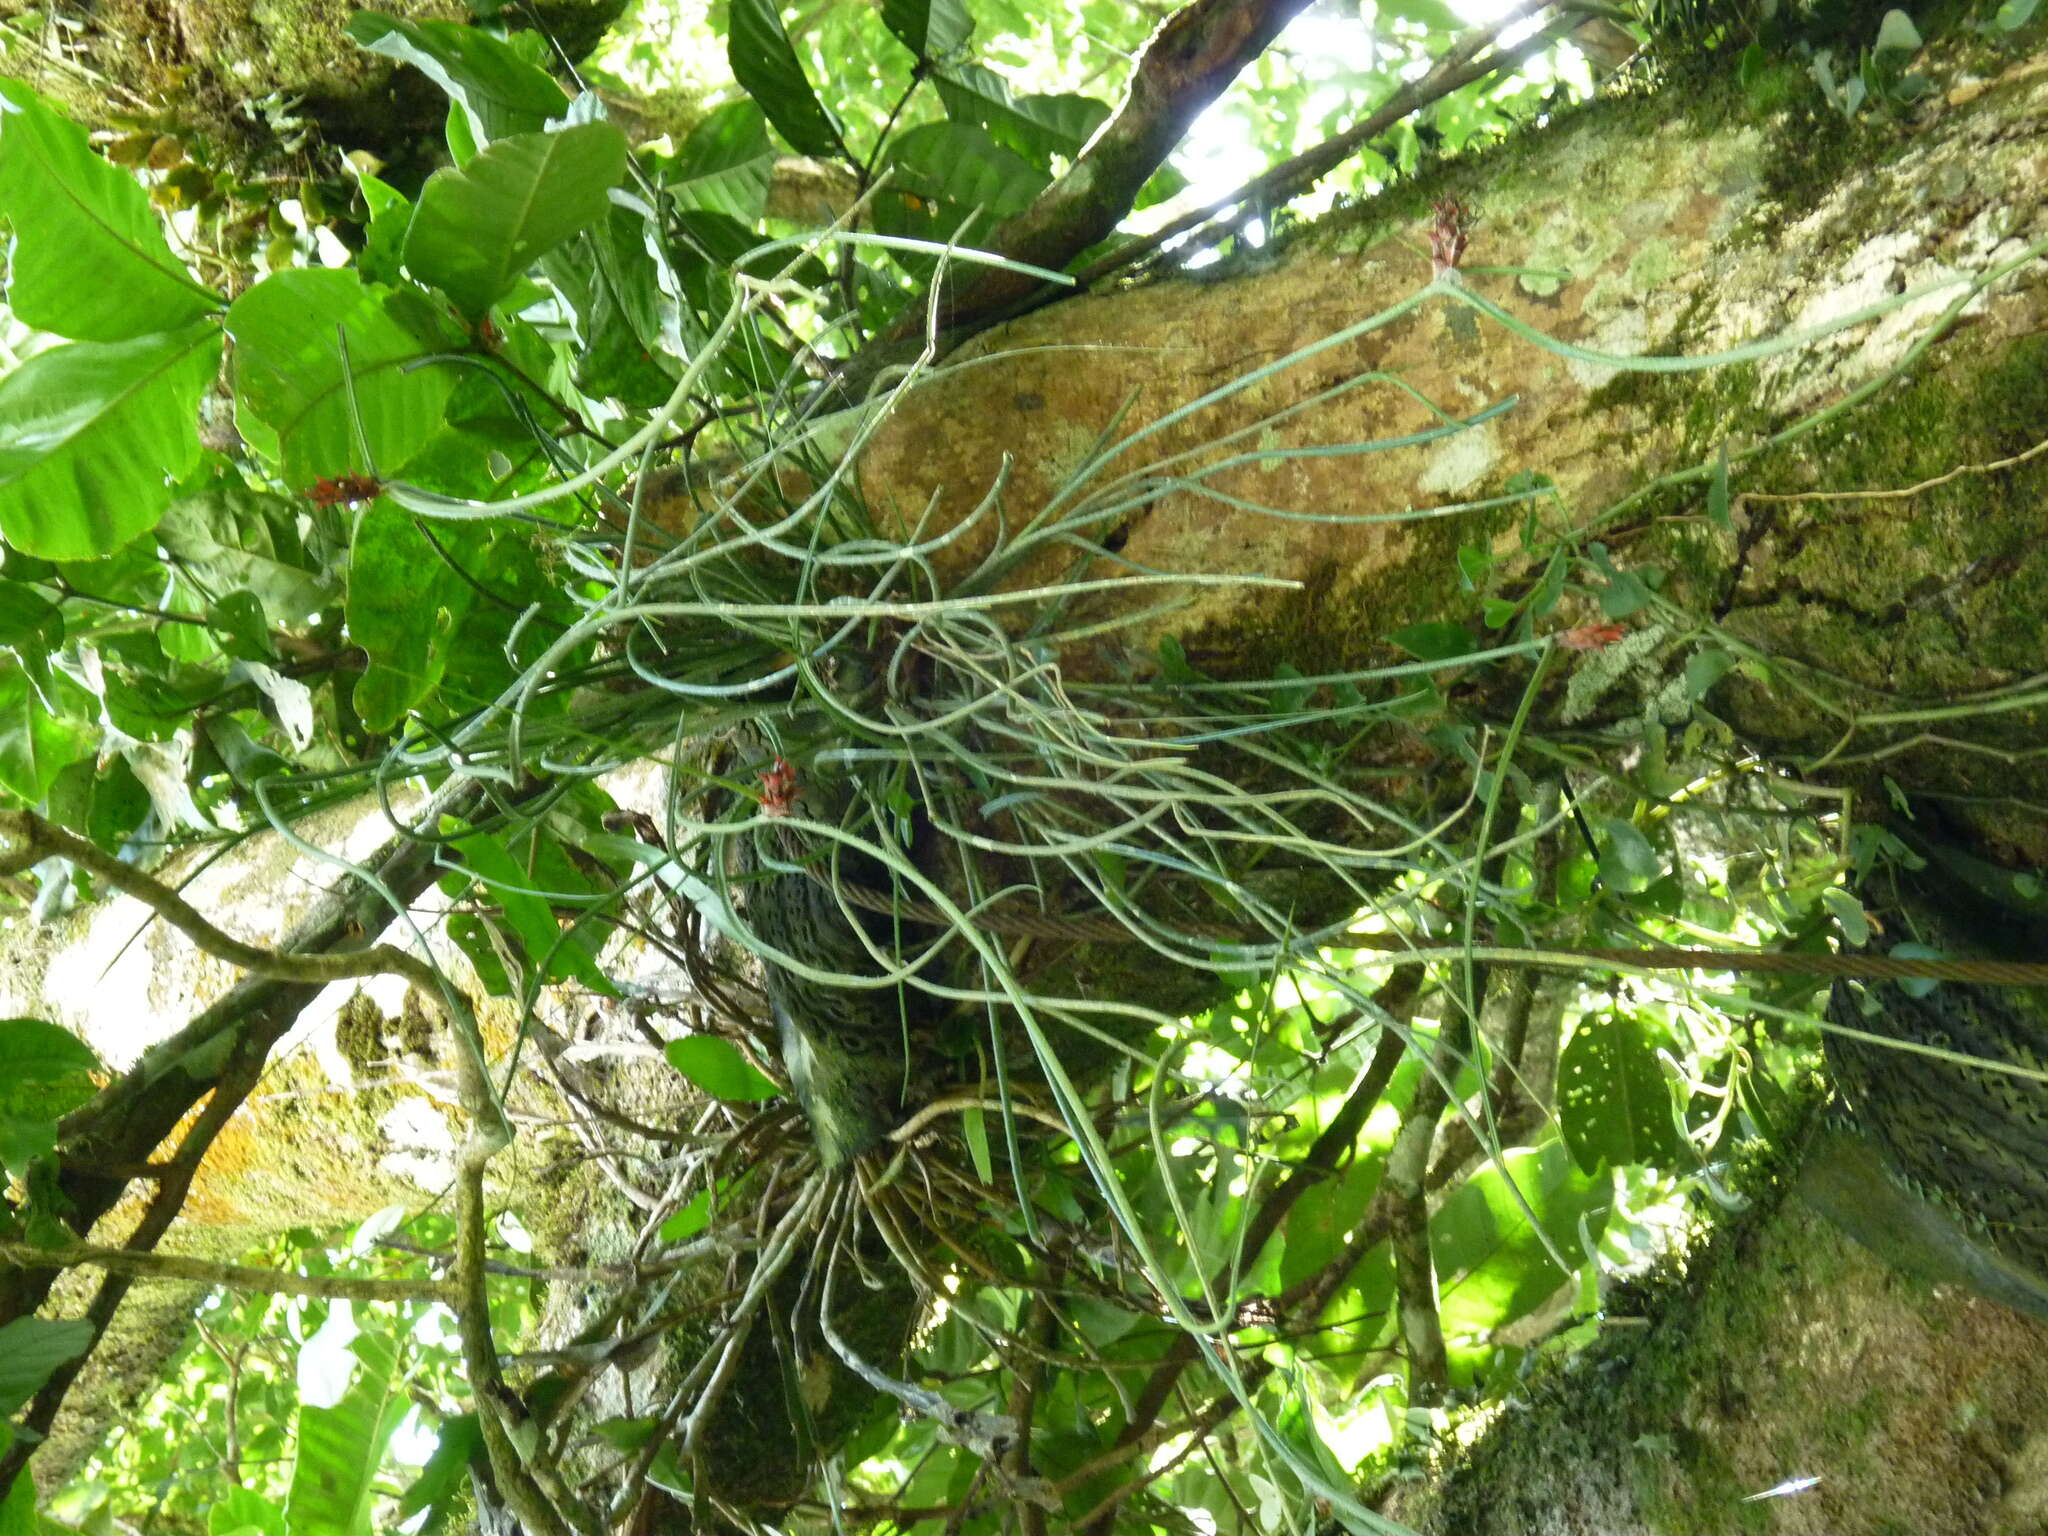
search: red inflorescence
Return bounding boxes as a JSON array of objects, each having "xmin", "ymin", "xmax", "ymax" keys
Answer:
[
  {"xmin": 758, "ymin": 757, "xmax": 801, "ymax": 818},
  {"xmin": 1429, "ymin": 196, "xmax": 1470, "ymax": 279},
  {"xmin": 1557, "ymin": 622, "xmax": 1628, "ymax": 651},
  {"xmin": 307, "ymin": 473, "xmax": 384, "ymax": 508}
]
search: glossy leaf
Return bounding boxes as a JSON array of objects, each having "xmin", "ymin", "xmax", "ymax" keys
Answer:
[
  {"xmin": 227, "ymin": 270, "xmax": 462, "ymax": 486},
  {"xmin": 0, "ymin": 325, "xmax": 220, "ymax": 559},
  {"xmin": 403, "ymin": 122, "xmax": 628, "ymax": 318},
  {"xmin": 665, "ymin": 1035, "xmax": 782, "ymax": 1102},
  {"xmin": 0, "ymin": 1317, "xmax": 94, "ymax": 1414},
  {"xmin": 0, "ymin": 81, "xmax": 221, "ymax": 341},
  {"xmin": 345, "ymin": 12, "xmax": 569, "ymax": 144},
  {"xmin": 728, "ymin": 0, "xmax": 845, "ymax": 158},
  {"xmin": 1431, "ymin": 1143, "xmax": 1612, "ymax": 1373},
  {"xmin": 882, "ymin": 0, "xmax": 974, "ymax": 59},
  {"xmin": 934, "ymin": 64, "xmax": 1110, "ymax": 169},
  {"xmin": 0, "ymin": 582, "xmax": 61, "ymax": 652},
  {"xmin": 667, "ymin": 100, "xmax": 776, "ymax": 223},
  {"xmin": 1557, "ymin": 1014, "xmax": 1689, "ymax": 1174},
  {"xmin": 886, "ymin": 122, "xmax": 1050, "ymax": 224},
  {"xmin": 345, "ymin": 503, "xmax": 473, "ymax": 731},
  {"xmin": 0, "ymin": 659, "xmax": 96, "ymax": 803}
]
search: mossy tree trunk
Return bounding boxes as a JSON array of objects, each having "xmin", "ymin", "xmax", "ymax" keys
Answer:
[{"xmin": 13, "ymin": 24, "xmax": 2048, "ymax": 1526}]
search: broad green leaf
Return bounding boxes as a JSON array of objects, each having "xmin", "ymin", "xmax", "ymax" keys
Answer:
[
  {"xmin": 346, "ymin": 503, "xmax": 472, "ymax": 730},
  {"xmin": 728, "ymin": 0, "xmax": 845, "ymax": 158},
  {"xmin": 1595, "ymin": 816, "xmax": 1661, "ymax": 891},
  {"xmin": 665, "ymin": 1035, "xmax": 782, "ymax": 1102},
  {"xmin": 546, "ymin": 209, "xmax": 679, "ymax": 406},
  {"xmin": 0, "ymin": 1316, "xmax": 94, "ymax": 1415},
  {"xmin": 882, "ymin": 0, "xmax": 974, "ymax": 60},
  {"xmin": 0, "ymin": 1456, "xmax": 30, "ymax": 1536},
  {"xmin": 0, "ymin": 1017, "xmax": 101, "ymax": 1179},
  {"xmin": 962, "ymin": 1104, "xmax": 994, "ymax": 1184},
  {"xmin": 345, "ymin": 11, "xmax": 569, "ymax": 144},
  {"xmin": 1557, "ymin": 1014, "xmax": 1689, "ymax": 1174},
  {"xmin": 0, "ymin": 325, "xmax": 220, "ymax": 559},
  {"xmin": 934, "ymin": 65, "xmax": 1110, "ymax": 169},
  {"xmin": 355, "ymin": 177, "xmax": 414, "ymax": 288},
  {"xmin": 284, "ymin": 1333, "xmax": 407, "ymax": 1536},
  {"xmin": 0, "ymin": 81, "xmax": 221, "ymax": 341},
  {"xmin": 449, "ymin": 827, "xmax": 614, "ymax": 994},
  {"xmin": 1390, "ymin": 620, "xmax": 1477, "ymax": 664},
  {"xmin": 0, "ymin": 581, "xmax": 61, "ymax": 651},
  {"xmin": 156, "ymin": 481, "xmax": 333, "ymax": 625},
  {"xmin": 1873, "ymin": 8, "xmax": 1922, "ymax": 54},
  {"xmin": 445, "ymin": 911, "xmax": 514, "ymax": 997},
  {"xmin": 659, "ymin": 1188, "xmax": 714, "ymax": 1242},
  {"xmin": 1682, "ymin": 646, "xmax": 1736, "ymax": 701},
  {"xmin": 208, "ymin": 1489, "xmax": 286, "ymax": 1536},
  {"xmin": 403, "ymin": 122, "xmax": 628, "ymax": 318},
  {"xmin": 0, "ymin": 1016, "xmax": 100, "ymax": 1082},
  {"xmin": 227, "ymin": 270, "xmax": 461, "ymax": 486},
  {"xmin": 666, "ymin": 100, "xmax": 775, "ymax": 223},
  {"xmin": 395, "ymin": 1414, "xmax": 483, "ymax": 1536},
  {"xmin": 1277, "ymin": 1152, "xmax": 1385, "ymax": 1292},
  {"xmin": 885, "ymin": 122, "xmax": 1050, "ymax": 223},
  {"xmin": 1431, "ymin": 1143, "xmax": 1612, "ymax": 1377},
  {"xmin": 0, "ymin": 660, "xmax": 95, "ymax": 803}
]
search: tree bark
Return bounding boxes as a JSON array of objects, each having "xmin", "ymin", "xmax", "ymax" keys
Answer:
[{"xmin": 12, "ymin": 28, "xmax": 2048, "ymax": 1529}]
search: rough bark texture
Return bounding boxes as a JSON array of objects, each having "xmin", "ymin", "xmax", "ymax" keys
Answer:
[
  {"xmin": 853, "ymin": 42, "xmax": 2048, "ymax": 849},
  {"xmin": 1398, "ymin": 1158, "xmax": 2048, "ymax": 1536}
]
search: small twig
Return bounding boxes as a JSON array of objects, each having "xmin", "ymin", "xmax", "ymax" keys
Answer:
[
  {"xmin": 1736, "ymin": 432, "xmax": 2048, "ymax": 509},
  {"xmin": 1078, "ymin": 2, "xmax": 1567, "ymax": 289},
  {"xmin": 0, "ymin": 1241, "xmax": 454, "ymax": 1304}
]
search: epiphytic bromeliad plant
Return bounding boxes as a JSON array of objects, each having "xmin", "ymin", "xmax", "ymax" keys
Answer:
[{"xmin": 6, "ymin": 3, "xmax": 2048, "ymax": 1534}]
